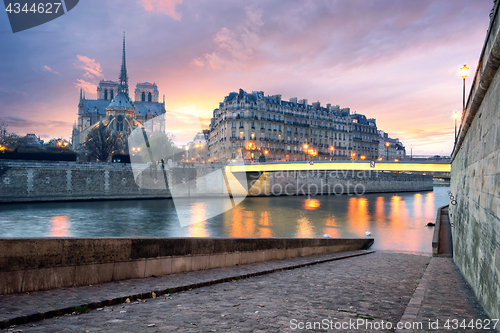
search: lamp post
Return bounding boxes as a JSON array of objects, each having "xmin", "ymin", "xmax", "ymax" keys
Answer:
[
  {"xmin": 461, "ymin": 64, "xmax": 469, "ymax": 113},
  {"xmin": 385, "ymin": 142, "xmax": 390, "ymax": 161},
  {"xmin": 410, "ymin": 144, "xmax": 413, "ymax": 161},
  {"xmin": 303, "ymin": 143, "xmax": 308, "ymax": 161}
]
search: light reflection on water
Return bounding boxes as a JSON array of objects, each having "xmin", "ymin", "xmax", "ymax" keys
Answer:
[{"xmin": 0, "ymin": 187, "xmax": 449, "ymax": 253}]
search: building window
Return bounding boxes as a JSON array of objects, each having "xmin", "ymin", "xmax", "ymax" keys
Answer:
[
  {"xmin": 104, "ymin": 89, "xmax": 108, "ymax": 100},
  {"xmin": 110, "ymin": 90, "xmax": 114, "ymax": 100},
  {"xmin": 240, "ymin": 131, "xmax": 244, "ymax": 139},
  {"xmin": 141, "ymin": 91, "xmax": 146, "ymax": 102},
  {"xmin": 148, "ymin": 92, "xmax": 152, "ymax": 102}
]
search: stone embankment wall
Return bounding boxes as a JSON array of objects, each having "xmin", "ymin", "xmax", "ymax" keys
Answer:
[
  {"xmin": 0, "ymin": 237, "xmax": 373, "ymax": 294},
  {"xmin": 247, "ymin": 170, "xmax": 433, "ymax": 196},
  {"xmin": 0, "ymin": 160, "xmax": 433, "ymax": 203},
  {"xmin": 450, "ymin": 1, "xmax": 500, "ymax": 321}
]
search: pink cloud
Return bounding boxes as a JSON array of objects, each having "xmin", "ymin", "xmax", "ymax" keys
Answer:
[
  {"xmin": 42, "ymin": 65, "xmax": 60, "ymax": 75},
  {"xmin": 139, "ymin": 0, "xmax": 183, "ymax": 21},
  {"xmin": 74, "ymin": 79, "xmax": 96, "ymax": 95},
  {"xmin": 194, "ymin": 5, "xmax": 264, "ymax": 71},
  {"xmin": 74, "ymin": 55, "xmax": 104, "ymax": 79}
]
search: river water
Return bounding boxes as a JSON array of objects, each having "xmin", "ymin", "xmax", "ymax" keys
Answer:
[{"xmin": 0, "ymin": 187, "xmax": 449, "ymax": 253}]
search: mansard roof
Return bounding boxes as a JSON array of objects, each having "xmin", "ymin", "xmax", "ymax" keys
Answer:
[
  {"xmin": 78, "ymin": 99, "xmax": 111, "ymax": 115},
  {"xmin": 134, "ymin": 101, "xmax": 164, "ymax": 117}
]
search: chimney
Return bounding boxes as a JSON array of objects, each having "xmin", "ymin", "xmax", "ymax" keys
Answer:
[
  {"xmin": 289, "ymin": 97, "xmax": 297, "ymax": 104},
  {"xmin": 272, "ymin": 94, "xmax": 282, "ymax": 104},
  {"xmin": 312, "ymin": 101, "xmax": 320, "ymax": 109},
  {"xmin": 298, "ymin": 99, "xmax": 308, "ymax": 106},
  {"xmin": 326, "ymin": 103, "xmax": 331, "ymax": 110},
  {"xmin": 238, "ymin": 88, "xmax": 244, "ymax": 100}
]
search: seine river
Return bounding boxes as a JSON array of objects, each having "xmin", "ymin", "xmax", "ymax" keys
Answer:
[{"xmin": 0, "ymin": 187, "xmax": 450, "ymax": 253}]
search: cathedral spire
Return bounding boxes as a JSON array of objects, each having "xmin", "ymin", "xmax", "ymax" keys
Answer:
[
  {"xmin": 118, "ymin": 32, "xmax": 129, "ymax": 96},
  {"xmin": 79, "ymin": 87, "xmax": 82, "ymax": 101}
]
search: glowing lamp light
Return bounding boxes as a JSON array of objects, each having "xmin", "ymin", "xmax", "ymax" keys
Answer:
[
  {"xmin": 360, "ymin": 155, "xmax": 366, "ymax": 160},
  {"xmin": 303, "ymin": 144, "xmax": 308, "ymax": 150},
  {"xmin": 460, "ymin": 64, "xmax": 469, "ymax": 78},
  {"xmin": 394, "ymin": 159, "xmax": 399, "ymax": 162},
  {"xmin": 453, "ymin": 111, "xmax": 460, "ymax": 120},
  {"xmin": 264, "ymin": 150, "xmax": 269, "ymax": 155},
  {"xmin": 385, "ymin": 142, "xmax": 390, "ymax": 147},
  {"xmin": 329, "ymin": 146, "xmax": 335, "ymax": 151}
]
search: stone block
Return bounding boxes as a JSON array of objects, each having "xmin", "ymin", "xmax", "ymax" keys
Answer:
[
  {"xmin": 0, "ymin": 270, "xmax": 23, "ymax": 294},
  {"xmin": 240, "ymin": 251, "xmax": 260, "ymax": 265},
  {"xmin": 144, "ymin": 258, "xmax": 172, "ymax": 277},
  {"xmin": 75, "ymin": 262, "xmax": 114, "ymax": 286},
  {"xmin": 275, "ymin": 249, "xmax": 287, "ymax": 260},
  {"xmin": 191, "ymin": 255, "xmax": 210, "ymax": 271},
  {"xmin": 262, "ymin": 249, "xmax": 277, "ymax": 262},
  {"xmin": 171, "ymin": 256, "xmax": 192, "ymax": 273},
  {"xmin": 0, "ymin": 239, "xmax": 64, "ymax": 270},
  {"xmin": 62, "ymin": 239, "xmax": 131, "ymax": 266},
  {"xmin": 208, "ymin": 254, "xmax": 226, "ymax": 269},
  {"xmin": 113, "ymin": 260, "xmax": 146, "ymax": 281},
  {"xmin": 225, "ymin": 252, "xmax": 240, "ymax": 267},
  {"xmin": 22, "ymin": 266, "xmax": 75, "ymax": 292}
]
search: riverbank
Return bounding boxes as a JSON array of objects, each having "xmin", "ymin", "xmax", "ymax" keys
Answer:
[
  {"xmin": 0, "ymin": 160, "xmax": 432, "ymax": 203},
  {"xmin": 1, "ymin": 251, "xmax": 495, "ymax": 332}
]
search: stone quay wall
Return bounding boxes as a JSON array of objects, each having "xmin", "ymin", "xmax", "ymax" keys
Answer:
[
  {"xmin": 450, "ymin": 1, "xmax": 500, "ymax": 321},
  {"xmin": 247, "ymin": 170, "xmax": 433, "ymax": 196},
  {"xmin": 0, "ymin": 160, "xmax": 433, "ymax": 203},
  {"xmin": 0, "ymin": 237, "xmax": 373, "ymax": 295}
]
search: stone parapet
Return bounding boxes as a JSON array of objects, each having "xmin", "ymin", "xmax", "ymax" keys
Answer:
[{"xmin": 0, "ymin": 237, "xmax": 373, "ymax": 295}]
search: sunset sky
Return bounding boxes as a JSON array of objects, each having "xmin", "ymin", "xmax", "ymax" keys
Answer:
[{"xmin": 0, "ymin": 0, "xmax": 494, "ymax": 156}]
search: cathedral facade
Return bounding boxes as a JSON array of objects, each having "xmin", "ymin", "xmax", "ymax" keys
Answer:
[{"xmin": 72, "ymin": 36, "xmax": 166, "ymax": 152}]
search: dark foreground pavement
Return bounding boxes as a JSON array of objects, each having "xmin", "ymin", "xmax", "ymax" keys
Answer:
[{"xmin": 1, "ymin": 251, "xmax": 496, "ymax": 333}]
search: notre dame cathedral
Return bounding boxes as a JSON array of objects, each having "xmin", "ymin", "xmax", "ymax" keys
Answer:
[{"xmin": 72, "ymin": 35, "xmax": 166, "ymax": 152}]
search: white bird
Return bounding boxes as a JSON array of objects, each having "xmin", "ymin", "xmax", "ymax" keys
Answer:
[
  {"xmin": 323, "ymin": 234, "xmax": 331, "ymax": 238},
  {"xmin": 365, "ymin": 231, "xmax": 372, "ymax": 237}
]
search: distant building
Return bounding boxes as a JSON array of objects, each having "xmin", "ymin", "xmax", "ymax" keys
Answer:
[
  {"xmin": 24, "ymin": 133, "xmax": 43, "ymax": 146},
  {"xmin": 184, "ymin": 130, "xmax": 209, "ymax": 163},
  {"xmin": 72, "ymin": 36, "xmax": 166, "ymax": 152},
  {"xmin": 350, "ymin": 114, "xmax": 379, "ymax": 160},
  {"xmin": 378, "ymin": 131, "xmax": 406, "ymax": 161},
  {"xmin": 207, "ymin": 89, "xmax": 358, "ymax": 162}
]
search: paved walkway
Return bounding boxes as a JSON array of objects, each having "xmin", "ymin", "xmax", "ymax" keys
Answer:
[{"xmin": 1, "ymin": 251, "xmax": 496, "ymax": 332}]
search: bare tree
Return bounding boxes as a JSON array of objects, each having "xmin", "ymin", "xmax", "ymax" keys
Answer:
[
  {"xmin": 0, "ymin": 123, "xmax": 32, "ymax": 151},
  {"xmin": 85, "ymin": 122, "xmax": 121, "ymax": 162}
]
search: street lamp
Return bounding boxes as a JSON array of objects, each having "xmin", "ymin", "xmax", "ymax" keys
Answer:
[
  {"xmin": 453, "ymin": 111, "xmax": 460, "ymax": 144},
  {"xmin": 461, "ymin": 64, "xmax": 469, "ymax": 113},
  {"xmin": 385, "ymin": 142, "xmax": 390, "ymax": 161},
  {"xmin": 410, "ymin": 144, "xmax": 413, "ymax": 161}
]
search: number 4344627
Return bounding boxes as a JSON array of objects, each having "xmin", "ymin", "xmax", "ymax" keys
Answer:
[{"xmin": 6, "ymin": 2, "xmax": 62, "ymax": 14}]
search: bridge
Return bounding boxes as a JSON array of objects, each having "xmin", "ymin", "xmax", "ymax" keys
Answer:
[{"xmin": 228, "ymin": 160, "xmax": 451, "ymax": 174}]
